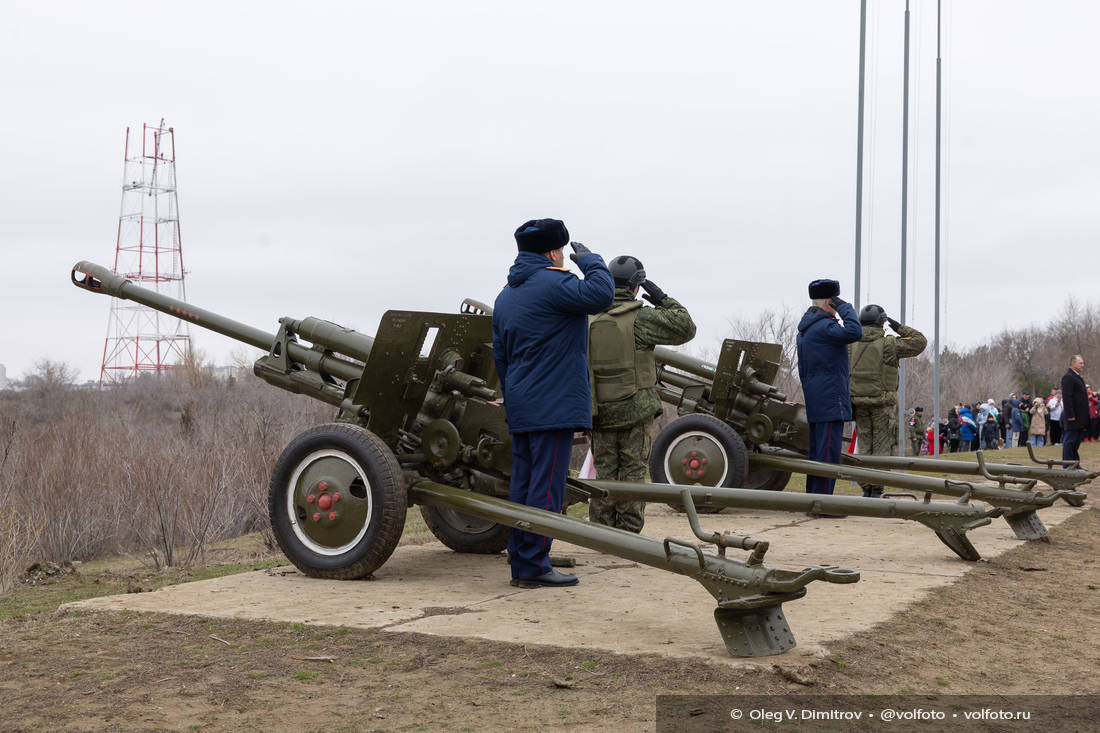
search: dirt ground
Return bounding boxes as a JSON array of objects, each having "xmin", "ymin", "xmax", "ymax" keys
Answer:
[{"xmin": 1, "ymin": 483, "xmax": 1098, "ymax": 731}]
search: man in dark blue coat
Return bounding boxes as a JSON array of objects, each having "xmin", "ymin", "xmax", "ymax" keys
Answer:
[
  {"xmin": 796, "ymin": 279, "xmax": 863, "ymax": 496},
  {"xmin": 492, "ymin": 218, "xmax": 614, "ymax": 587}
]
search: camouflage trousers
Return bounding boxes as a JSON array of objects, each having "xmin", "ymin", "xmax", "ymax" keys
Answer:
[
  {"xmin": 589, "ymin": 420, "xmax": 655, "ymax": 533},
  {"xmin": 854, "ymin": 406, "xmax": 897, "ymax": 496}
]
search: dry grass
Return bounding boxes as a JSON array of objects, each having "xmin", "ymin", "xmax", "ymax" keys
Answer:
[
  {"xmin": 0, "ymin": 369, "xmax": 329, "ymax": 583},
  {"xmin": 0, "ymin": 416, "xmax": 38, "ymax": 592},
  {"xmin": 0, "ymin": 503, "xmax": 41, "ymax": 594}
]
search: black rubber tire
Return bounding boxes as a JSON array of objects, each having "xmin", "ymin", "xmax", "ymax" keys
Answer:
[
  {"xmin": 420, "ymin": 505, "xmax": 510, "ymax": 554},
  {"xmin": 743, "ymin": 466, "xmax": 793, "ymax": 492},
  {"xmin": 649, "ymin": 414, "xmax": 749, "ymax": 514},
  {"xmin": 268, "ymin": 423, "xmax": 406, "ymax": 579}
]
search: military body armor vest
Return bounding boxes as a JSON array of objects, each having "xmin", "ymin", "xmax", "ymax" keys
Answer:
[
  {"xmin": 849, "ymin": 335, "xmax": 898, "ymax": 407},
  {"xmin": 588, "ymin": 300, "xmax": 657, "ymax": 404}
]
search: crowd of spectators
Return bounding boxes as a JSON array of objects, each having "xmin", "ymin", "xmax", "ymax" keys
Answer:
[{"xmin": 920, "ymin": 383, "xmax": 1100, "ymax": 454}]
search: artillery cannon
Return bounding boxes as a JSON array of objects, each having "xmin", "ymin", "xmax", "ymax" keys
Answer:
[
  {"xmin": 462, "ymin": 299, "xmax": 1009, "ymax": 560},
  {"xmin": 649, "ymin": 339, "xmax": 1090, "ymax": 541},
  {"xmin": 72, "ymin": 261, "xmax": 861, "ymax": 657}
]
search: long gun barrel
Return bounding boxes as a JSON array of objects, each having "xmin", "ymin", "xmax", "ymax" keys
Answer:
[
  {"xmin": 72, "ymin": 260, "xmax": 395, "ymax": 420},
  {"xmin": 72, "ymin": 261, "xmax": 372, "ymax": 384},
  {"xmin": 73, "ymin": 262, "xmax": 278, "ymax": 351},
  {"xmin": 654, "ymin": 345, "xmax": 716, "ymax": 382}
]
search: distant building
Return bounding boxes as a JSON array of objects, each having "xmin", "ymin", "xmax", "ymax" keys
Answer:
[
  {"xmin": 0, "ymin": 363, "xmax": 8, "ymax": 390},
  {"xmin": 203, "ymin": 364, "xmax": 250, "ymax": 381}
]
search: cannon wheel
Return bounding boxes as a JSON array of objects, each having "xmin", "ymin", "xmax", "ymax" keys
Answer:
[
  {"xmin": 650, "ymin": 414, "xmax": 748, "ymax": 514},
  {"xmin": 743, "ymin": 466, "xmax": 792, "ymax": 492},
  {"xmin": 269, "ymin": 423, "xmax": 406, "ymax": 579},
  {"xmin": 420, "ymin": 506, "xmax": 510, "ymax": 554}
]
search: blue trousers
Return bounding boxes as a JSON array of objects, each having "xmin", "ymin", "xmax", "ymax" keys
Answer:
[
  {"xmin": 507, "ymin": 429, "xmax": 574, "ymax": 579},
  {"xmin": 806, "ymin": 420, "xmax": 844, "ymax": 494},
  {"xmin": 1062, "ymin": 427, "xmax": 1083, "ymax": 463}
]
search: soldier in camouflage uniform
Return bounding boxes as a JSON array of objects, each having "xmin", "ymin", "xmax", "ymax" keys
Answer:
[
  {"xmin": 588, "ymin": 256, "xmax": 696, "ymax": 532},
  {"xmin": 849, "ymin": 305, "xmax": 928, "ymax": 497},
  {"xmin": 908, "ymin": 406, "xmax": 925, "ymax": 456}
]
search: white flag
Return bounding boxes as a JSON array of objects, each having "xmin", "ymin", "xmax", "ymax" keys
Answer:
[{"xmin": 579, "ymin": 448, "xmax": 597, "ymax": 479}]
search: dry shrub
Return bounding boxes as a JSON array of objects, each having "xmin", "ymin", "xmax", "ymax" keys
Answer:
[
  {"xmin": 0, "ymin": 504, "xmax": 44, "ymax": 593},
  {"xmin": 19, "ymin": 402, "xmax": 129, "ymax": 563},
  {"xmin": 0, "ymin": 414, "xmax": 42, "ymax": 592},
  {"xmin": 0, "ymin": 503, "xmax": 40, "ymax": 593},
  {"xmin": 122, "ymin": 443, "xmax": 240, "ymax": 569},
  {"xmin": 2, "ymin": 366, "xmax": 329, "ymax": 570}
]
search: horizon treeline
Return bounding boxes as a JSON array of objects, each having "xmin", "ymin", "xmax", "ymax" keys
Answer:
[{"xmin": 728, "ymin": 298, "xmax": 1100, "ymax": 413}]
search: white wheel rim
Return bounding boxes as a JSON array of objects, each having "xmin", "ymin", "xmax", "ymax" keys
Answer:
[
  {"xmin": 286, "ymin": 449, "xmax": 373, "ymax": 556},
  {"xmin": 663, "ymin": 430, "xmax": 730, "ymax": 486}
]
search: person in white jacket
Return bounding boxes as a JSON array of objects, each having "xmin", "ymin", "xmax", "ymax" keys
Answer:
[{"xmin": 1047, "ymin": 389, "xmax": 1064, "ymax": 445}]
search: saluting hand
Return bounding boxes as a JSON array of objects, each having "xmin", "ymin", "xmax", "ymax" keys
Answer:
[
  {"xmin": 569, "ymin": 241, "xmax": 592, "ymax": 264},
  {"xmin": 640, "ymin": 279, "xmax": 667, "ymax": 306}
]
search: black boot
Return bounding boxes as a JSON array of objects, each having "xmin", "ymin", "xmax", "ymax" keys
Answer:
[{"xmin": 510, "ymin": 569, "xmax": 579, "ymax": 588}]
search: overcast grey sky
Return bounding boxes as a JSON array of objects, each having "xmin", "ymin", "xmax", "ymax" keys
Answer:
[{"xmin": 1, "ymin": 1, "xmax": 1096, "ymax": 383}]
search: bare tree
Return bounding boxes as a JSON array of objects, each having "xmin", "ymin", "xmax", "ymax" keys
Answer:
[
  {"xmin": 23, "ymin": 359, "xmax": 78, "ymax": 392},
  {"xmin": 1048, "ymin": 299, "xmax": 1100, "ymax": 378}
]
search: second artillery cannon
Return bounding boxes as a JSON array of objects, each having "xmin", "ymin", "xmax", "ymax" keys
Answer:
[
  {"xmin": 648, "ymin": 338, "xmax": 1090, "ymax": 541},
  {"xmin": 463, "ymin": 299, "xmax": 1011, "ymax": 561}
]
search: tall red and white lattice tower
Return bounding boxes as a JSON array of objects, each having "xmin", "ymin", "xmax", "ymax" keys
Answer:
[{"xmin": 99, "ymin": 120, "xmax": 192, "ymax": 387}]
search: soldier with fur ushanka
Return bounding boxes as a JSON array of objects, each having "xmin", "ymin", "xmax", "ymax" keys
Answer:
[
  {"xmin": 492, "ymin": 218, "xmax": 613, "ymax": 588},
  {"xmin": 796, "ymin": 279, "xmax": 862, "ymax": 498}
]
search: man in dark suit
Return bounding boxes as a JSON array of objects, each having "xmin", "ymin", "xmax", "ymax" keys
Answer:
[{"xmin": 1061, "ymin": 354, "xmax": 1088, "ymax": 464}]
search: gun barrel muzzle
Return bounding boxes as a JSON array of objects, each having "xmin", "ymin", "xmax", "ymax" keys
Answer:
[{"xmin": 72, "ymin": 260, "xmax": 275, "ymax": 352}]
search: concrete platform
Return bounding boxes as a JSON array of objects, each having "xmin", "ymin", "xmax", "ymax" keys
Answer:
[{"xmin": 66, "ymin": 501, "xmax": 1088, "ymax": 666}]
